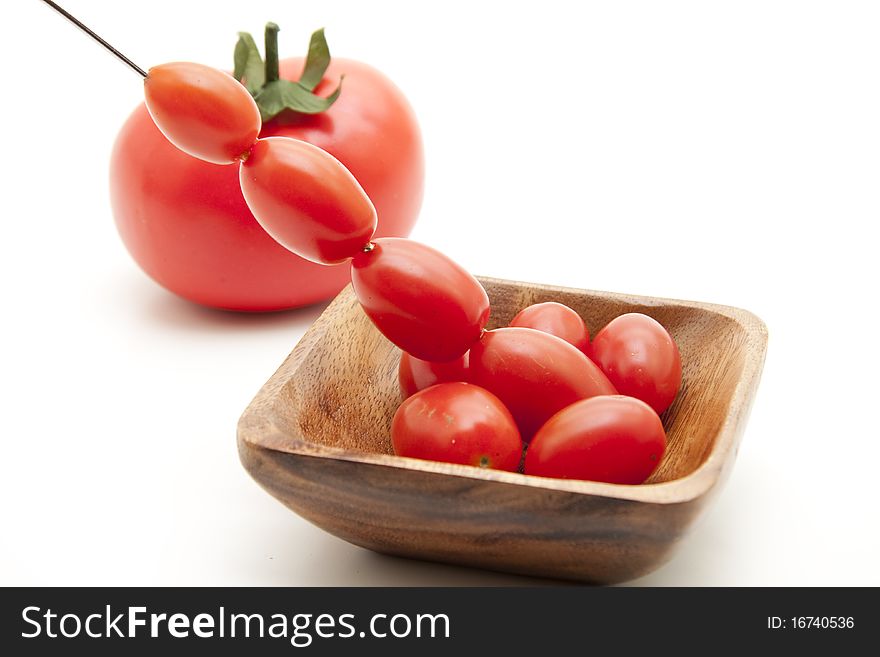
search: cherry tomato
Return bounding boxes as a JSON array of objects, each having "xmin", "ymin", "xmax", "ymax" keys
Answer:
[
  {"xmin": 143, "ymin": 62, "xmax": 261, "ymax": 165},
  {"xmin": 399, "ymin": 351, "xmax": 469, "ymax": 399},
  {"xmin": 351, "ymin": 238, "xmax": 490, "ymax": 362},
  {"xmin": 111, "ymin": 57, "xmax": 423, "ymax": 310},
  {"xmin": 239, "ymin": 137, "xmax": 377, "ymax": 264},
  {"xmin": 591, "ymin": 313, "xmax": 682, "ymax": 415},
  {"xmin": 509, "ymin": 301, "xmax": 591, "ymax": 356},
  {"xmin": 525, "ymin": 395, "xmax": 666, "ymax": 484},
  {"xmin": 469, "ymin": 327, "xmax": 617, "ymax": 441},
  {"xmin": 391, "ymin": 382, "xmax": 522, "ymax": 471}
]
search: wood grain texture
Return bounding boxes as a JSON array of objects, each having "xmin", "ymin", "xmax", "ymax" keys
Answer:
[{"xmin": 237, "ymin": 278, "xmax": 768, "ymax": 583}]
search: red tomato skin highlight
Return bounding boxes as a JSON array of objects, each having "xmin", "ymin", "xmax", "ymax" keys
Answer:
[
  {"xmin": 469, "ymin": 327, "xmax": 617, "ymax": 441},
  {"xmin": 525, "ymin": 395, "xmax": 667, "ymax": 485},
  {"xmin": 111, "ymin": 57, "xmax": 423, "ymax": 311},
  {"xmin": 509, "ymin": 302, "xmax": 591, "ymax": 355},
  {"xmin": 143, "ymin": 62, "xmax": 261, "ymax": 165},
  {"xmin": 391, "ymin": 382, "xmax": 523, "ymax": 471},
  {"xmin": 351, "ymin": 238, "xmax": 490, "ymax": 362},
  {"xmin": 399, "ymin": 351, "xmax": 469, "ymax": 399},
  {"xmin": 239, "ymin": 137, "xmax": 377, "ymax": 264},
  {"xmin": 591, "ymin": 313, "xmax": 682, "ymax": 415}
]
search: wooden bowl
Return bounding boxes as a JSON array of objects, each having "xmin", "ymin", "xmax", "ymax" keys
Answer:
[{"xmin": 238, "ymin": 278, "xmax": 767, "ymax": 584}]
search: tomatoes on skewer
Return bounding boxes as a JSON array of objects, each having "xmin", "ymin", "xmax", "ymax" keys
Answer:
[
  {"xmin": 351, "ymin": 239, "xmax": 490, "ymax": 362},
  {"xmin": 239, "ymin": 137, "xmax": 377, "ymax": 264},
  {"xmin": 143, "ymin": 62, "xmax": 261, "ymax": 165}
]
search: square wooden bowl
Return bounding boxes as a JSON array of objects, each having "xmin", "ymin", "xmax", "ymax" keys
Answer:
[{"xmin": 237, "ymin": 277, "xmax": 767, "ymax": 584}]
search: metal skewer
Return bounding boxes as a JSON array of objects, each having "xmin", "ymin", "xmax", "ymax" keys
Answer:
[{"xmin": 40, "ymin": 0, "xmax": 147, "ymax": 77}]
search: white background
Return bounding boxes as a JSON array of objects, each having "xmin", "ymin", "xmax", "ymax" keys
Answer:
[{"xmin": 1, "ymin": 0, "xmax": 877, "ymax": 586}]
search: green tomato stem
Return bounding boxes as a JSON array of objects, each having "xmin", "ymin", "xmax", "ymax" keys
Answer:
[{"xmin": 264, "ymin": 22, "xmax": 280, "ymax": 83}]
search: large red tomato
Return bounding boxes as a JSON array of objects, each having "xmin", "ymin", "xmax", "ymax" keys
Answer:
[{"xmin": 110, "ymin": 57, "xmax": 424, "ymax": 310}]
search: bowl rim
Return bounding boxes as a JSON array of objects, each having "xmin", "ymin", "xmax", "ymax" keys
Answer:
[{"xmin": 238, "ymin": 277, "xmax": 768, "ymax": 506}]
